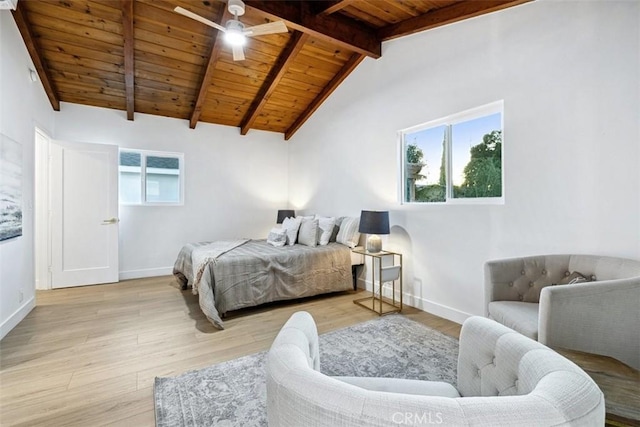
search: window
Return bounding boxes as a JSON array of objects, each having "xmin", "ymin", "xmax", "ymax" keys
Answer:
[
  {"xmin": 400, "ymin": 101, "xmax": 503, "ymax": 204},
  {"xmin": 119, "ymin": 149, "xmax": 184, "ymax": 205}
]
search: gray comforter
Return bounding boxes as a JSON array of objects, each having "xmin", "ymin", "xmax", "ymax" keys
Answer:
[{"xmin": 173, "ymin": 240, "xmax": 353, "ymax": 329}]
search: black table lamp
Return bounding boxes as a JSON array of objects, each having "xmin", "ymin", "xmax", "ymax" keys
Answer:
[
  {"xmin": 276, "ymin": 209, "xmax": 295, "ymax": 224},
  {"xmin": 359, "ymin": 210, "xmax": 389, "ymax": 253}
]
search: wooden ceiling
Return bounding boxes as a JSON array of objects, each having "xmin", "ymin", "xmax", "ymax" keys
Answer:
[{"xmin": 12, "ymin": 0, "xmax": 531, "ymax": 140}]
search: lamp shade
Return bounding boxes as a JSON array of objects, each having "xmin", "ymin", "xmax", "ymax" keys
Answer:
[
  {"xmin": 358, "ymin": 210, "xmax": 390, "ymax": 235},
  {"xmin": 276, "ymin": 209, "xmax": 295, "ymax": 224}
]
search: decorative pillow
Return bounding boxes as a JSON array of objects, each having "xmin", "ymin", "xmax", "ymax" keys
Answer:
[
  {"xmin": 281, "ymin": 216, "xmax": 302, "ymax": 246},
  {"xmin": 336, "ymin": 216, "xmax": 360, "ymax": 248},
  {"xmin": 315, "ymin": 216, "xmax": 336, "ymax": 246},
  {"xmin": 556, "ymin": 271, "xmax": 592, "ymax": 285},
  {"xmin": 266, "ymin": 227, "xmax": 287, "ymax": 247},
  {"xmin": 329, "ymin": 217, "xmax": 344, "ymax": 243},
  {"xmin": 298, "ymin": 218, "xmax": 319, "ymax": 247}
]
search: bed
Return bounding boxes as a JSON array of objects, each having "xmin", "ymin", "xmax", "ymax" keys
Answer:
[{"xmin": 173, "ymin": 239, "xmax": 362, "ymax": 329}]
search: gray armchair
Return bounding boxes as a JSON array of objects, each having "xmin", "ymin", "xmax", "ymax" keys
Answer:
[{"xmin": 484, "ymin": 254, "xmax": 640, "ymax": 369}]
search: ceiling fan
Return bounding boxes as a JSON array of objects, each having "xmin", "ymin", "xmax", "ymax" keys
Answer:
[{"xmin": 174, "ymin": 0, "xmax": 288, "ymax": 61}]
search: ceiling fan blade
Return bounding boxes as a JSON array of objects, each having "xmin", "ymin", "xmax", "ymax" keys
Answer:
[
  {"xmin": 232, "ymin": 45, "xmax": 245, "ymax": 61},
  {"xmin": 244, "ymin": 20, "xmax": 288, "ymax": 37},
  {"xmin": 174, "ymin": 6, "xmax": 227, "ymax": 33}
]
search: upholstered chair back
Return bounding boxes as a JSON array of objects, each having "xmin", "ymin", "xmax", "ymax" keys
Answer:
[
  {"xmin": 456, "ymin": 317, "xmax": 601, "ymax": 407},
  {"xmin": 485, "ymin": 254, "xmax": 640, "ymax": 305}
]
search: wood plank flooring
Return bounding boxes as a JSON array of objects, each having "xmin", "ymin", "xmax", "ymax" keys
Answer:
[
  {"xmin": 0, "ymin": 276, "xmax": 458, "ymax": 426},
  {"xmin": 1, "ymin": 276, "xmax": 637, "ymax": 426}
]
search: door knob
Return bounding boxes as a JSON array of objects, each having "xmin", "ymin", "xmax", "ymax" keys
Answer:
[{"xmin": 101, "ymin": 217, "xmax": 119, "ymax": 225}]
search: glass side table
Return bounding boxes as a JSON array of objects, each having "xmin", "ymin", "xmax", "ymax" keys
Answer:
[{"xmin": 352, "ymin": 249, "xmax": 402, "ymax": 315}]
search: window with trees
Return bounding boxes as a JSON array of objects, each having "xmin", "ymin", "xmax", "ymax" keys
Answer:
[
  {"xmin": 400, "ymin": 101, "xmax": 503, "ymax": 204},
  {"xmin": 119, "ymin": 149, "xmax": 184, "ymax": 205}
]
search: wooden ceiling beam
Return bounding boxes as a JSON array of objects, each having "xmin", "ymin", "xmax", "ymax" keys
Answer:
[
  {"xmin": 378, "ymin": 0, "xmax": 533, "ymax": 41},
  {"xmin": 315, "ymin": 0, "xmax": 358, "ymax": 16},
  {"xmin": 11, "ymin": 3, "xmax": 60, "ymax": 111},
  {"xmin": 284, "ymin": 52, "xmax": 365, "ymax": 141},
  {"xmin": 189, "ymin": 6, "xmax": 231, "ymax": 129},
  {"xmin": 240, "ymin": 31, "xmax": 309, "ymax": 135},
  {"xmin": 121, "ymin": 0, "xmax": 135, "ymax": 121},
  {"xmin": 244, "ymin": 1, "xmax": 381, "ymax": 59}
]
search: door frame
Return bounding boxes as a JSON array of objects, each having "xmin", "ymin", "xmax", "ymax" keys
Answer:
[{"xmin": 34, "ymin": 127, "xmax": 52, "ymax": 290}]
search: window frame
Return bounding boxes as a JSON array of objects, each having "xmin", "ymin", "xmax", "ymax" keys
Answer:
[
  {"xmin": 399, "ymin": 101, "xmax": 504, "ymax": 205},
  {"xmin": 118, "ymin": 148, "xmax": 185, "ymax": 206}
]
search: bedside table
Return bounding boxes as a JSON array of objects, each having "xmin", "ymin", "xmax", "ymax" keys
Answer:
[{"xmin": 352, "ymin": 249, "xmax": 402, "ymax": 315}]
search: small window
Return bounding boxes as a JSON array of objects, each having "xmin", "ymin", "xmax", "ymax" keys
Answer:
[
  {"xmin": 119, "ymin": 149, "xmax": 184, "ymax": 205},
  {"xmin": 400, "ymin": 101, "xmax": 503, "ymax": 204}
]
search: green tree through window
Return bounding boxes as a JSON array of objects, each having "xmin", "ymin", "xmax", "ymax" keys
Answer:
[
  {"xmin": 455, "ymin": 130, "xmax": 502, "ymax": 198},
  {"xmin": 401, "ymin": 102, "xmax": 503, "ymax": 203}
]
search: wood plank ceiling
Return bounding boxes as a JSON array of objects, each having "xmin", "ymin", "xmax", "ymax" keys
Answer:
[{"xmin": 12, "ymin": 0, "xmax": 531, "ymax": 140}]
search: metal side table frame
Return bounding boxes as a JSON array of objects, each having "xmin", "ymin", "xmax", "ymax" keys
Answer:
[{"xmin": 352, "ymin": 249, "xmax": 402, "ymax": 315}]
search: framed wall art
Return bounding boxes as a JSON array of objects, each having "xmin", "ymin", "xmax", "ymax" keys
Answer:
[{"xmin": 1, "ymin": 133, "xmax": 22, "ymax": 241}]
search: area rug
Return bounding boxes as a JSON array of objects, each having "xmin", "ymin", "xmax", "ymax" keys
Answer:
[{"xmin": 154, "ymin": 315, "xmax": 459, "ymax": 427}]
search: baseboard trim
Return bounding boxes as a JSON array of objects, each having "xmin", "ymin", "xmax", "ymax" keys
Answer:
[
  {"xmin": 357, "ymin": 278, "xmax": 470, "ymax": 325},
  {"xmin": 119, "ymin": 267, "xmax": 173, "ymax": 281},
  {"xmin": 1, "ymin": 296, "xmax": 35, "ymax": 340},
  {"xmin": 403, "ymin": 293, "xmax": 471, "ymax": 325}
]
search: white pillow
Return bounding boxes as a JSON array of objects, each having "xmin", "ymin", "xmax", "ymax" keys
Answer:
[
  {"xmin": 315, "ymin": 216, "xmax": 336, "ymax": 246},
  {"xmin": 266, "ymin": 227, "xmax": 287, "ymax": 247},
  {"xmin": 298, "ymin": 218, "xmax": 319, "ymax": 247},
  {"xmin": 281, "ymin": 216, "xmax": 302, "ymax": 246},
  {"xmin": 336, "ymin": 216, "xmax": 360, "ymax": 248}
]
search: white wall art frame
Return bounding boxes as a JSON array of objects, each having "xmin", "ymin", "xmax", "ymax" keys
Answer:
[{"xmin": 0, "ymin": 133, "xmax": 23, "ymax": 241}]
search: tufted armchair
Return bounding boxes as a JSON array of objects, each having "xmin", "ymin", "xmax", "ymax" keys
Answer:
[
  {"xmin": 485, "ymin": 254, "xmax": 640, "ymax": 370},
  {"xmin": 266, "ymin": 311, "xmax": 604, "ymax": 426}
]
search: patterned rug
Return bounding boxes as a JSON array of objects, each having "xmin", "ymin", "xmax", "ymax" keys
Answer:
[{"xmin": 154, "ymin": 315, "xmax": 459, "ymax": 427}]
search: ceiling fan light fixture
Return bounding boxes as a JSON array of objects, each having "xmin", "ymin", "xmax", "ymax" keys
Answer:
[
  {"xmin": 224, "ymin": 29, "xmax": 246, "ymax": 46},
  {"xmin": 224, "ymin": 19, "xmax": 246, "ymax": 46},
  {"xmin": 174, "ymin": 0, "xmax": 286, "ymax": 61}
]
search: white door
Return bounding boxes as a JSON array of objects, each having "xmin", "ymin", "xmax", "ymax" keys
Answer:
[{"xmin": 50, "ymin": 140, "xmax": 119, "ymax": 288}]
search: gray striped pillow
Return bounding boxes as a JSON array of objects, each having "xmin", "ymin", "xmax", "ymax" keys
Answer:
[{"xmin": 336, "ymin": 216, "xmax": 360, "ymax": 248}]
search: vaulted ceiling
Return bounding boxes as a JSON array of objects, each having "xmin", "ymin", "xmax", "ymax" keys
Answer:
[{"xmin": 12, "ymin": 0, "xmax": 530, "ymax": 140}]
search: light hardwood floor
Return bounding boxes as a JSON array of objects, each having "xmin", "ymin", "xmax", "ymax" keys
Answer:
[
  {"xmin": 0, "ymin": 277, "xmax": 460, "ymax": 426},
  {"xmin": 2, "ymin": 277, "xmax": 637, "ymax": 426}
]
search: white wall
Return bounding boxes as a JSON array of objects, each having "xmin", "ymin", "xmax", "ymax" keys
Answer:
[
  {"xmin": 1, "ymin": 11, "xmax": 55, "ymax": 338},
  {"xmin": 288, "ymin": 0, "xmax": 640, "ymax": 323},
  {"xmin": 55, "ymin": 104, "xmax": 289, "ymax": 279}
]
